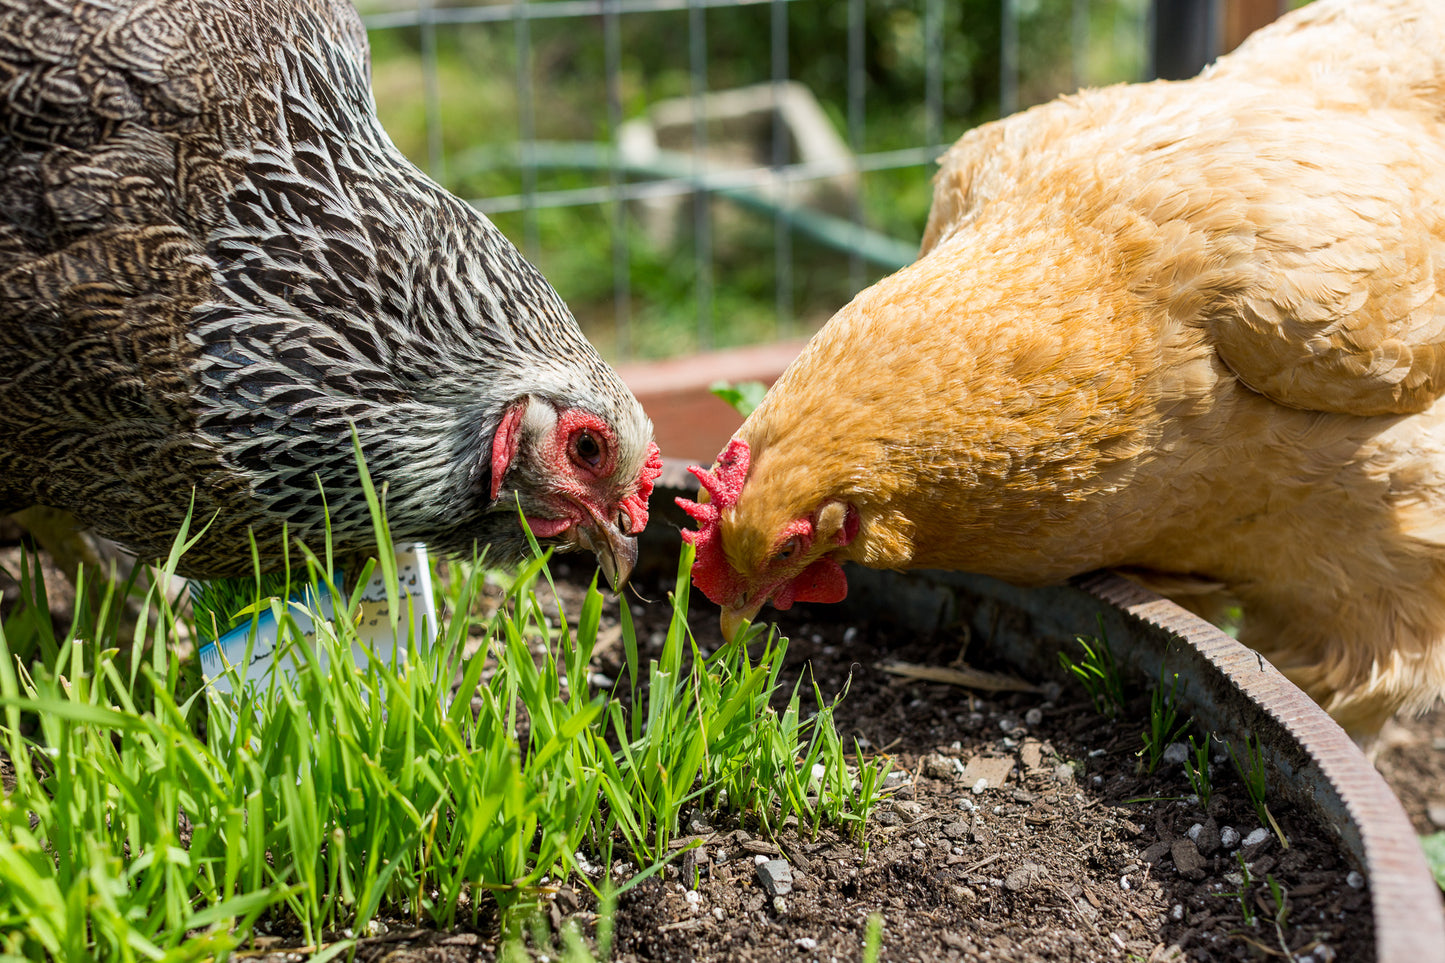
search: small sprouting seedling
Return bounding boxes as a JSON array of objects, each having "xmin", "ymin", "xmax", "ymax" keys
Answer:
[
  {"xmin": 1228, "ymin": 731, "xmax": 1289, "ymax": 849},
  {"xmin": 1138, "ymin": 668, "xmax": 1190, "ymax": 774},
  {"xmin": 1183, "ymin": 734, "xmax": 1214, "ymax": 808},
  {"xmin": 1266, "ymin": 874, "xmax": 1289, "ymax": 931},
  {"xmin": 709, "ymin": 380, "xmax": 768, "ymax": 417},
  {"xmin": 1059, "ymin": 617, "xmax": 1126, "ymax": 718},
  {"xmin": 863, "ymin": 911, "xmax": 885, "ymax": 963},
  {"xmin": 1227, "ymin": 851, "xmax": 1258, "ymax": 926}
]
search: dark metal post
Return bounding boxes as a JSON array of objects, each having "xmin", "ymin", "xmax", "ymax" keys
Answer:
[{"xmin": 1150, "ymin": 0, "xmax": 1220, "ymax": 80}]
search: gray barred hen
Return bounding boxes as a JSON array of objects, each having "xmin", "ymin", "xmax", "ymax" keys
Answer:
[{"xmin": 0, "ymin": 0, "xmax": 660, "ymax": 584}]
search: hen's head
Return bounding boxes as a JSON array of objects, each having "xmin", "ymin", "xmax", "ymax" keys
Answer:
[
  {"xmin": 678, "ymin": 438, "xmax": 859, "ymax": 639},
  {"xmin": 490, "ymin": 393, "xmax": 661, "ymax": 590}
]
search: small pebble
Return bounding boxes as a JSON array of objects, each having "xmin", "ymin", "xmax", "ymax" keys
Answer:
[
  {"xmin": 1243, "ymin": 827, "xmax": 1271, "ymax": 848},
  {"xmin": 843, "ymin": 626, "xmax": 858, "ymax": 644},
  {"xmin": 894, "ymin": 800, "xmax": 924, "ymax": 818},
  {"xmin": 1171, "ymin": 838, "xmax": 1207, "ymax": 879},
  {"xmin": 713, "ymin": 907, "xmax": 725, "ymax": 921},
  {"xmin": 1004, "ymin": 862, "xmax": 1044, "ymax": 891},
  {"xmin": 1162, "ymin": 742, "xmax": 1190, "ymax": 766},
  {"xmin": 1346, "ymin": 870, "xmax": 1365, "ymax": 890},
  {"xmin": 773, "ymin": 896, "xmax": 788, "ymax": 914},
  {"xmin": 1220, "ymin": 826, "xmax": 1241, "ymax": 849},
  {"xmin": 1192, "ymin": 818, "xmax": 1222, "ymax": 856},
  {"xmin": 754, "ymin": 854, "xmax": 769, "ymax": 866},
  {"xmin": 1170, "ymin": 904, "xmax": 1184, "ymax": 921},
  {"xmin": 795, "ymin": 937, "xmax": 818, "ymax": 951},
  {"xmin": 971, "ymin": 777, "xmax": 990, "ymax": 794},
  {"xmin": 956, "ymin": 797, "xmax": 977, "ymax": 812},
  {"xmin": 684, "ymin": 890, "xmax": 700, "ymax": 907},
  {"xmin": 1119, "ymin": 875, "xmax": 1131, "ymax": 890},
  {"xmin": 1025, "ymin": 708, "xmax": 1044, "ymax": 726},
  {"xmin": 756, "ymin": 859, "xmax": 794, "ymax": 897}
]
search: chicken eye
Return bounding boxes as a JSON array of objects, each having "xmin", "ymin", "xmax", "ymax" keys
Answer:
[
  {"xmin": 774, "ymin": 536, "xmax": 800, "ymax": 562},
  {"xmin": 572, "ymin": 430, "xmax": 604, "ymax": 468}
]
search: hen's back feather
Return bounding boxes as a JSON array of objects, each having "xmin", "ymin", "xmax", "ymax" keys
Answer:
[{"xmin": 924, "ymin": 0, "xmax": 1445, "ymax": 418}]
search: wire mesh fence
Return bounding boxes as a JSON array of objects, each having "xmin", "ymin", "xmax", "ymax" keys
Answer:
[{"xmin": 356, "ymin": 0, "xmax": 1157, "ymax": 362}]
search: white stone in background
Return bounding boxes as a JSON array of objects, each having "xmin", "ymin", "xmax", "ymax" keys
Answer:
[
  {"xmin": 1024, "ymin": 708, "xmax": 1044, "ymax": 726},
  {"xmin": 617, "ymin": 82, "xmax": 860, "ymax": 251},
  {"xmin": 1346, "ymin": 870, "xmax": 1365, "ymax": 890},
  {"xmin": 1220, "ymin": 826, "xmax": 1241, "ymax": 849},
  {"xmin": 794, "ymin": 937, "xmax": 818, "ymax": 951},
  {"xmin": 1162, "ymin": 742, "xmax": 1190, "ymax": 766},
  {"xmin": 1186, "ymin": 823, "xmax": 1203, "ymax": 843},
  {"xmin": 1242, "ymin": 827, "xmax": 1271, "ymax": 848}
]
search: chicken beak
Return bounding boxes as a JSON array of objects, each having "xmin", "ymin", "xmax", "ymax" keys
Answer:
[
  {"xmin": 571, "ymin": 518, "xmax": 638, "ymax": 592},
  {"xmin": 720, "ymin": 597, "xmax": 765, "ymax": 642}
]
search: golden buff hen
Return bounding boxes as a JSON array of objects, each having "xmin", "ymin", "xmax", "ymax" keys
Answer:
[{"xmin": 678, "ymin": 0, "xmax": 1445, "ymax": 739}]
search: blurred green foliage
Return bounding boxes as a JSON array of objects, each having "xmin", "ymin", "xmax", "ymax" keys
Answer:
[{"xmin": 357, "ymin": 0, "xmax": 1150, "ymax": 359}]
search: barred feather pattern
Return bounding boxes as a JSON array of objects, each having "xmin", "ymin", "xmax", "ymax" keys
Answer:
[{"xmin": 0, "ymin": 0, "xmax": 651, "ymax": 576}]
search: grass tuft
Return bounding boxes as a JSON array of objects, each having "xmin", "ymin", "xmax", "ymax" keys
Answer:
[
  {"xmin": 0, "ymin": 515, "xmax": 883, "ymax": 960},
  {"xmin": 1059, "ymin": 618, "xmax": 1126, "ymax": 719}
]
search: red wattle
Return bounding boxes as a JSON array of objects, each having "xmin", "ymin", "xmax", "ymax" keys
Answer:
[{"xmin": 788, "ymin": 557, "xmax": 849, "ymax": 605}]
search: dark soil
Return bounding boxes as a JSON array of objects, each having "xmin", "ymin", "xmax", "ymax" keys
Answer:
[{"xmin": 4, "ymin": 534, "xmax": 1438, "ymax": 962}]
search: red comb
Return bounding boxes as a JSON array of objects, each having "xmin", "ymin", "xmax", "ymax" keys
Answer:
[
  {"xmin": 621, "ymin": 441, "xmax": 663, "ymax": 535},
  {"xmin": 676, "ymin": 438, "xmax": 750, "ymax": 605}
]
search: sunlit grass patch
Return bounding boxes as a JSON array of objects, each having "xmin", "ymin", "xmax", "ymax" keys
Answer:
[{"xmin": 0, "ymin": 504, "xmax": 885, "ymax": 961}]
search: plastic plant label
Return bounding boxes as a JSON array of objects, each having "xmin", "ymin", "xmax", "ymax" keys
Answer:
[{"xmin": 195, "ymin": 544, "xmax": 437, "ymax": 694}]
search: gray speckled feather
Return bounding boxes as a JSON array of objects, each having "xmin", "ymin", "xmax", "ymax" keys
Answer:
[{"xmin": 0, "ymin": 0, "xmax": 652, "ymax": 577}]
